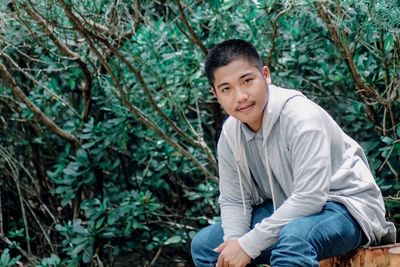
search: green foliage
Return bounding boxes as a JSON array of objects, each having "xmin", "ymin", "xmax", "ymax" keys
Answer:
[
  {"xmin": 0, "ymin": 249, "xmax": 21, "ymax": 266},
  {"xmin": 37, "ymin": 254, "xmax": 62, "ymax": 267},
  {"xmin": 0, "ymin": 0, "xmax": 399, "ymax": 265}
]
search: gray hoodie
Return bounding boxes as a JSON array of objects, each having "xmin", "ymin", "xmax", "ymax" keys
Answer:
[{"xmin": 217, "ymin": 85, "xmax": 396, "ymax": 259}]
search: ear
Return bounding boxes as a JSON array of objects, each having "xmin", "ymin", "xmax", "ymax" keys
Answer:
[
  {"xmin": 211, "ymin": 87, "xmax": 217, "ymax": 98},
  {"xmin": 263, "ymin": 66, "xmax": 271, "ymax": 84}
]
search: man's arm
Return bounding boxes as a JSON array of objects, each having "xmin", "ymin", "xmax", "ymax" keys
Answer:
[
  {"xmin": 218, "ymin": 134, "xmax": 253, "ymax": 240},
  {"xmin": 216, "ymin": 134, "xmax": 256, "ymax": 266}
]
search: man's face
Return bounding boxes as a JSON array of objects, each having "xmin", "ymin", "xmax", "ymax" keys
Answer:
[{"xmin": 212, "ymin": 59, "xmax": 270, "ymax": 132}]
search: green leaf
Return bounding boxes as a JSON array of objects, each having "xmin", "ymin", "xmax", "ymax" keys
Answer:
[
  {"xmin": 381, "ymin": 136, "xmax": 393, "ymax": 145},
  {"xmin": 77, "ymin": 149, "xmax": 88, "ymax": 164},
  {"xmin": 68, "ymin": 243, "xmax": 87, "ymax": 257},
  {"xmin": 164, "ymin": 235, "xmax": 182, "ymax": 245},
  {"xmin": 95, "ymin": 216, "xmax": 106, "ymax": 230},
  {"xmin": 0, "ymin": 249, "xmax": 10, "ymax": 265},
  {"xmin": 82, "ymin": 141, "xmax": 97, "ymax": 149},
  {"xmin": 72, "ymin": 224, "xmax": 87, "ymax": 235},
  {"xmin": 384, "ymin": 33, "xmax": 395, "ymax": 52},
  {"xmin": 63, "ymin": 167, "xmax": 78, "ymax": 176}
]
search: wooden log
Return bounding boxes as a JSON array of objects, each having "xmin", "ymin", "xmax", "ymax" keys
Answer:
[
  {"xmin": 389, "ymin": 246, "xmax": 400, "ymax": 267},
  {"xmin": 319, "ymin": 244, "xmax": 400, "ymax": 267}
]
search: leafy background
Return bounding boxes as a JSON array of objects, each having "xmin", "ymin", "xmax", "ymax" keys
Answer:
[{"xmin": 0, "ymin": 0, "xmax": 399, "ymax": 266}]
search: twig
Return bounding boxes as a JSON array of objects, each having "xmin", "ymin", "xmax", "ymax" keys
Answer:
[
  {"xmin": 0, "ymin": 38, "xmax": 63, "ymax": 65},
  {"xmin": 24, "ymin": 199, "xmax": 55, "ymax": 252},
  {"xmin": 134, "ymin": 0, "xmax": 142, "ymax": 30},
  {"xmin": 41, "ymin": 203, "xmax": 58, "ymax": 225},
  {"xmin": 175, "ymin": 0, "xmax": 208, "ymax": 55},
  {"xmin": 0, "ymin": 189, "xmax": 3, "ymax": 236},
  {"xmin": 57, "ymin": 0, "xmax": 218, "ymax": 181},
  {"xmin": 148, "ymin": 246, "xmax": 163, "ymax": 267},
  {"xmin": 378, "ymin": 139, "xmax": 400, "ymax": 176},
  {"xmin": 105, "ymin": 0, "xmax": 118, "ymax": 26},
  {"xmin": 1, "ymin": 52, "xmax": 81, "ymax": 118},
  {"xmin": 99, "ymin": 19, "xmax": 217, "ymax": 170},
  {"xmin": 65, "ymin": 6, "xmax": 216, "ymax": 166},
  {"xmin": 93, "ymin": 253, "xmax": 104, "ymax": 267},
  {"xmin": 0, "ymin": 234, "xmax": 37, "ymax": 265},
  {"xmin": 0, "ymin": 147, "xmax": 32, "ymax": 257},
  {"xmin": 315, "ymin": 2, "xmax": 383, "ymax": 129},
  {"xmin": 0, "ymin": 62, "xmax": 81, "ymax": 149},
  {"xmin": 265, "ymin": 1, "xmax": 295, "ymax": 66},
  {"xmin": 380, "ymin": 30, "xmax": 390, "ymax": 89},
  {"xmin": 22, "ymin": 2, "xmax": 92, "ymax": 122}
]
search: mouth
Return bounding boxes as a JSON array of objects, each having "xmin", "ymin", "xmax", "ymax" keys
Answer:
[{"xmin": 236, "ymin": 102, "xmax": 255, "ymax": 112}]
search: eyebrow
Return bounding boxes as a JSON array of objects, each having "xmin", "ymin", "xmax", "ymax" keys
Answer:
[{"xmin": 216, "ymin": 72, "xmax": 254, "ymax": 89}]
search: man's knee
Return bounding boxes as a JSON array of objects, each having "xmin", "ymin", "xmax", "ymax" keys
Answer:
[
  {"xmin": 191, "ymin": 223, "xmax": 223, "ymax": 266},
  {"xmin": 279, "ymin": 219, "xmax": 314, "ymax": 242},
  {"xmin": 191, "ymin": 229, "xmax": 206, "ymax": 255},
  {"xmin": 271, "ymin": 221, "xmax": 319, "ymax": 266}
]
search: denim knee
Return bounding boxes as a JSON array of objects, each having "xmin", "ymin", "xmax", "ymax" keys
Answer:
[
  {"xmin": 190, "ymin": 232, "xmax": 203, "ymax": 266},
  {"xmin": 271, "ymin": 222, "xmax": 319, "ymax": 267},
  {"xmin": 279, "ymin": 219, "xmax": 314, "ymax": 242},
  {"xmin": 191, "ymin": 224, "xmax": 223, "ymax": 267}
]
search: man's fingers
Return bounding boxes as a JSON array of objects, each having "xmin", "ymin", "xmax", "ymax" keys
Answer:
[
  {"xmin": 213, "ymin": 242, "xmax": 226, "ymax": 253},
  {"xmin": 216, "ymin": 254, "xmax": 224, "ymax": 267}
]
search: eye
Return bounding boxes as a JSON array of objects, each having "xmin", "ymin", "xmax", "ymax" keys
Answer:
[
  {"xmin": 243, "ymin": 78, "xmax": 254, "ymax": 84},
  {"xmin": 221, "ymin": 87, "xmax": 231, "ymax": 93}
]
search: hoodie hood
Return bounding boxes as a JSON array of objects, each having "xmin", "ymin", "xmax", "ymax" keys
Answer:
[{"xmin": 222, "ymin": 84, "xmax": 304, "ymax": 161}]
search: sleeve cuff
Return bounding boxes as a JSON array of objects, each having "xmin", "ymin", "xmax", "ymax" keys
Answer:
[{"xmin": 238, "ymin": 230, "xmax": 263, "ymax": 259}]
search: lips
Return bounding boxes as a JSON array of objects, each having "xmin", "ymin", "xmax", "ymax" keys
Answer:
[{"xmin": 236, "ymin": 102, "xmax": 255, "ymax": 112}]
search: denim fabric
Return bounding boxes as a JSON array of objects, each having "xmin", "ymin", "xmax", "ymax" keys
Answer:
[{"xmin": 191, "ymin": 201, "xmax": 365, "ymax": 267}]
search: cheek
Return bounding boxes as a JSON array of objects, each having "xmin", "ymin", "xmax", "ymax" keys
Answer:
[{"xmin": 218, "ymin": 100, "xmax": 235, "ymax": 113}]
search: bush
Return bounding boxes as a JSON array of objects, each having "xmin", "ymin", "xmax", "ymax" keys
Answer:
[{"xmin": 0, "ymin": 0, "xmax": 398, "ymax": 265}]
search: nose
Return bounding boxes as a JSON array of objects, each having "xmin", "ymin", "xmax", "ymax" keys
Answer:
[{"xmin": 236, "ymin": 87, "xmax": 249, "ymax": 102}]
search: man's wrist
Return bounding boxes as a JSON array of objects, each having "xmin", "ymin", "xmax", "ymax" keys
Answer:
[{"xmin": 238, "ymin": 230, "xmax": 261, "ymax": 259}]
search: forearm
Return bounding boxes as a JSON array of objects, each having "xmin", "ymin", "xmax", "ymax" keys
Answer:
[{"xmin": 220, "ymin": 201, "xmax": 252, "ymax": 240}]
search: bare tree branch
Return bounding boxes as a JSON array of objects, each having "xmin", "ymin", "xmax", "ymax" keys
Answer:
[
  {"xmin": 2, "ymin": 52, "xmax": 81, "ymax": 118},
  {"xmin": 0, "ymin": 189, "xmax": 3, "ymax": 237},
  {"xmin": 69, "ymin": 6, "xmax": 217, "ymax": 169},
  {"xmin": 0, "ymin": 146, "xmax": 32, "ymax": 258},
  {"xmin": 22, "ymin": 2, "xmax": 93, "ymax": 122},
  {"xmin": 265, "ymin": 1, "xmax": 295, "ymax": 66},
  {"xmin": 57, "ymin": 0, "xmax": 218, "ymax": 181},
  {"xmin": 315, "ymin": 2, "xmax": 383, "ymax": 128},
  {"xmin": 175, "ymin": 0, "xmax": 208, "ymax": 55},
  {"xmin": 134, "ymin": 0, "xmax": 142, "ymax": 30},
  {"xmin": 0, "ymin": 62, "xmax": 81, "ymax": 149}
]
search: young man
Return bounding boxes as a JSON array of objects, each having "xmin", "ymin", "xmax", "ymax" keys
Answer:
[{"xmin": 191, "ymin": 39, "xmax": 396, "ymax": 267}]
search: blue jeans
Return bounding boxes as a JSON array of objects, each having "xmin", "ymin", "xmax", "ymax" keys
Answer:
[{"xmin": 191, "ymin": 201, "xmax": 366, "ymax": 267}]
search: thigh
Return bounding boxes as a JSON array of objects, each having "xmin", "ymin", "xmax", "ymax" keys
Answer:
[
  {"xmin": 249, "ymin": 200, "xmax": 275, "ymax": 265},
  {"xmin": 250, "ymin": 199, "xmax": 274, "ymax": 227},
  {"xmin": 279, "ymin": 201, "xmax": 364, "ymax": 260}
]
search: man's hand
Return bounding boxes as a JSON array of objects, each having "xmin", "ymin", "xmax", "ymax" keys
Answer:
[{"xmin": 214, "ymin": 239, "xmax": 251, "ymax": 267}]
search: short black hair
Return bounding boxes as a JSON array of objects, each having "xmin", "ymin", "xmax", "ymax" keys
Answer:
[{"xmin": 204, "ymin": 39, "xmax": 263, "ymax": 87}]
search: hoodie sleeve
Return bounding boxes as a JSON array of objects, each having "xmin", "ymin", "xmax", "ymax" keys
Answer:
[
  {"xmin": 238, "ymin": 102, "xmax": 332, "ymax": 258},
  {"xmin": 218, "ymin": 134, "xmax": 253, "ymax": 241}
]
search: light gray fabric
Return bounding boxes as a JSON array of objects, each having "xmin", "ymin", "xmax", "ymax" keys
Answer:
[
  {"xmin": 217, "ymin": 84, "xmax": 396, "ymax": 259},
  {"xmin": 242, "ymin": 124, "xmax": 271, "ymax": 200}
]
